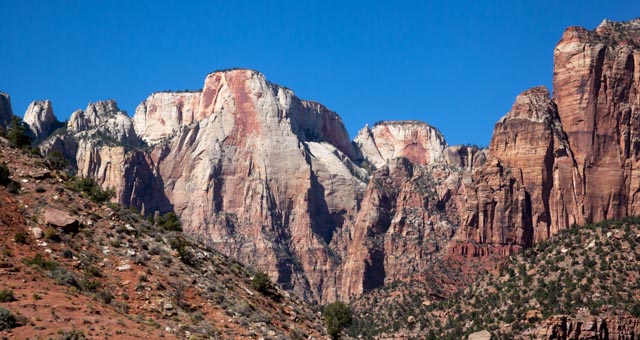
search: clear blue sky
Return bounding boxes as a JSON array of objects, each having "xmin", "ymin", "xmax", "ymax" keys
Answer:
[{"xmin": 2, "ymin": 1, "xmax": 638, "ymax": 146}]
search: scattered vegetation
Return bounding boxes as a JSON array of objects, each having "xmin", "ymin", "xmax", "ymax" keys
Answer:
[
  {"xmin": 349, "ymin": 216, "xmax": 640, "ymax": 339},
  {"xmin": 68, "ymin": 177, "xmax": 114, "ymax": 203}
]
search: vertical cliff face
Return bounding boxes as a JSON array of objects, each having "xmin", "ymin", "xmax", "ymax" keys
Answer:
[
  {"xmin": 457, "ymin": 86, "xmax": 583, "ymax": 251},
  {"xmin": 456, "ymin": 19, "xmax": 640, "ymax": 252},
  {"xmin": 553, "ymin": 19, "xmax": 640, "ymax": 223},
  {"xmin": 0, "ymin": 92, "xmax": 13, "ymax": 128},
  {"xmin": 23, "ymin": 100, "xmax": 62, "ymax": 142}
]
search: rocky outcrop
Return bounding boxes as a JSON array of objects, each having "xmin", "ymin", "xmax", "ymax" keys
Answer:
[
  {"xmin": 23, "ymin": 100, "xmax": 62, "ymax": 142},
  {"xmin": 44, "ymin": 207, "xmax": 80, "ymax": 233},
  {"xmin": 531, "ymin": 311, "xmax": 640, "ymax": 340},
  {"xmin": 67, "ymin": 100, "xmax": 140, "ymax": 146},
  {"xmin": 354, "ymin": 121, "xmax": 447, "ymax": 168},
  {"xmin": 0, "ymin": 92, "xmax": 13, "ymax": 129}
]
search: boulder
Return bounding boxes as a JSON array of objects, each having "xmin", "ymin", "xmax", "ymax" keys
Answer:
[{"xmin": 43, "ymin": 207, "xmax": 80, "ymax": 233}]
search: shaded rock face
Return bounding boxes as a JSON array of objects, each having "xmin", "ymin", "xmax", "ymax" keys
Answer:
[
  {"xmin": 23, "ymin": 100, "xmax": 63, "ymax": 142},
  {"xmin": 354, "ymin": 121, "xmax": 447, "ymax": 168},
  {"xmin": 458, "ymin": 87, "xmax": 581, "ymax": 250},
  {"xmin": 0, "ymin": 92, "xmax": 13, "ymax": 128},
  {"xmin": 340, "ymin": 156, "xmax": 481, "ymax": 299}
]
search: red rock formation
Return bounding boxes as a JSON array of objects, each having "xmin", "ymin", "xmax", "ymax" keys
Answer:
[
  {"xmin": 553, "ymin": 19, "xmax": 640, "ymax": 223},
  {"xmin": 530, "ymin": 311, "xmax": 640, "ymax": 340}
]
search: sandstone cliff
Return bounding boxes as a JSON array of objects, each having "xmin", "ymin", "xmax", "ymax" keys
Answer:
[
  {"xmin": 23, "ymin": 100, "xmax": 62, "ymax": 142},
  {"xmin": 15, "ymin": 18, "xmax": 640, "ymax": 305},
  {"xmin": 553, "ymin": 18, "xmax": 640, "ymax": 224},
  {"xmin": 455, "ymin": 19, "xmax": 640, "ymax": 253}
]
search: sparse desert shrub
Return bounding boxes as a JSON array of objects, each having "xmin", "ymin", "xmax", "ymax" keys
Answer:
[
  {"xmin": 70, "ymin": 177, "xmax": 114, "ymax": 203},
  {"xmin": 7, "ymin": 180, "xmax": 20, "ymax": 194},
  {"xmin": 25, "ymin": 253, "xmax": 59, "ymax": 271},
  {"xmin": 44, "ymin": 226, "xmax": 60, "ymax": 241},
  {"xmin": 0, "ymin": 307, "xmax": 17, "ymax": 330},
  {"xmin": 252, "ymin": 271, "xmax": 273, "ymax": 295},
  {"xmin": 14, "ymin": 231, "xmax": 28, "ymax": 244},
  {"xmin": 97, "ymin": 290, "xmax": 113, "ymax": 304},
  {"xmin": 0, "ymin": 289, "xmax": 15, "ymax": 302},
  {"xmin": 62, "ymin": 248, "xmax": 74, "ymax": 259},
  {"xmin": 56, "ymin": 328, "xmax": 87, "ymax": 340}
]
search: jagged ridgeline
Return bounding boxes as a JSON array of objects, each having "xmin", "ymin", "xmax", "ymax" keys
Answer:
[{"xmin": 1, "ymin": 18, "xmax": 639, "ymax": 326}]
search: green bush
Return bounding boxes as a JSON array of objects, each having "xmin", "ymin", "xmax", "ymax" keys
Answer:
[
  {"xmin": 0, "ymin": 307, "xmax": 16, "ymax": 330},
  {"xmin": 7, "ymin": 116, "xmax": 32, "ymax": 149},
  {"xmin": 25, "ymin": 253, "xmax": 59, "ymax": 271},
  {"xmin": 0, "ymin": 289, "xmax": 15, "ymax": 302},
  {"xmin": 157, "ymin": 212, "xmax": 181, "ymax": 231},
  {"xmin": 71, "ymin": 177, "xmax": 114, "ymax": 203},
  {"xmin": 56, "ymin": 328, "xmax": 87, "ymax": 340},
  {"xmin": 14, "ymin": 231, "xmax": 28, "ymax": 244},
  {"xmin": 252, "ymin": 271, "xmax": 273, "ymax": 295},
  {"xmin": 324, "ymin": 301, "xmax": 353, "ymax": 339}
]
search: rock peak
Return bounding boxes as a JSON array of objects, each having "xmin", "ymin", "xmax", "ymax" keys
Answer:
[
  {"xmin": 355, "ymin": 119, "xmax": 447, "ymax": 168},
  {"xmin": 23, "ymin": 100, "xmax": 61, "ymax": 142}
]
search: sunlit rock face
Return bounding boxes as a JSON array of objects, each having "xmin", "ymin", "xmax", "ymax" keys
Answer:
[
  {"xmin": 354, "ymin": 121, "xmax": 447, "ymax": 168},
  {"xmin": 553, "ymin": 19, "xmax": 640, "ymax": 224},
  {"xmin": 24, "ymin": 100, "xmax": 61, "ymax": 142}
]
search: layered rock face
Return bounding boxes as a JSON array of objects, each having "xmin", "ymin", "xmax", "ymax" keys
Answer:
[
  {"xmin": 354, "ymin": 121, "xmax": 447, "ymax": 168},
  {"xmin": 458, "ymin": 87, "xmax": 582, "ymax": 250},
  {"xmin": 531, "ymin": 312, "xmax": 640, "ymax": 340},
  {"xmin": 132, "ymin": 92, "xmax": 201, "ymax": 145},
  {"xmin": 456, "ymin": 19, "xmax": 640, "ymax": 252},
  {"xmin": 23, "ymin": 100, "xmax": 63, "ymax": 142},
  {"xmin": 553, "ymin": 19, "xmax": 640, "ymax": 223},
  {"xmin": 0, "ymin": 92, "xmax": 13, "ymax": 128}
]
